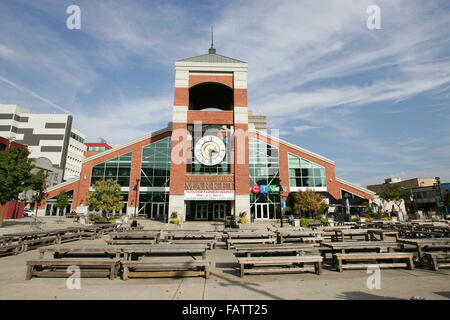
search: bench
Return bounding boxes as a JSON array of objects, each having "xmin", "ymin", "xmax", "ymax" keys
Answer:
[
  {"xmin": 58, "ymin": 232, "xmax": 83, "ymax": 243},
  {"xmin": 237, "ymin": 255, "xmax": 323, "ymax": 277},
  {"xmin": 227, "ymin": 238, "xmax": 276, "ymax": 250},
  {"xmin": 333, "ymin": 252, "xmax": 415, "ymax": 272},
  {"xmin": 167, "ymin": 239, "xmax": 216, "ymax": 250},
  {"xmin": 39, "ymin": 247, "xmax": 122, "ymax": 259},
  {"xmin": 106, "ymin": 239, "xmax": 156, "ymax": 245},
  {"xmin": 0, "ymin": 244, "xmax": 22, "ymax": 256},
  {"xmin": 26, "ymin": 258, "xmax": 121, "ymax": 280},
  {"xmin": 22, "ymin": 236, "xmax": 59, "ymax": 252},
  {"xmin": 424, "ymin": 252, "xmax": 450, "ymax": 271},
  {"xmin": 121, "ymin": 260, "xmax": 211, "ymax": 280}
]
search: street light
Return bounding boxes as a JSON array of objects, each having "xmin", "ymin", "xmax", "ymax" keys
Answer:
[{"xmin": 279, "ymin": 180, "xmax": 284, "ymax": 227}]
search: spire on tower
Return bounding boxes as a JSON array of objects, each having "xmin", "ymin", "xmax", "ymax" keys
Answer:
[{"xmin": 208, "ymin": 26, "xmax": 216, "ymax": 54}]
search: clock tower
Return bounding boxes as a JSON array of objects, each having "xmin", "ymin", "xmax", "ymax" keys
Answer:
[{"xmin": 168, "ymin": 45, "xmax": 250, "ymax": 222}]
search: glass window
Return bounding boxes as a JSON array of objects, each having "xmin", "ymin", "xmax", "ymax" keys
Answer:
[
  {"xmin": 90, "ymin": 152, "xmax": 132, "ymax": 186},
  {"xmin": 288, "ymin": 153, "xmax": 326, "ymax": 188},
  {"xmin": 140, "ymin": 137, "xmax": 171, "ymax": 188}
]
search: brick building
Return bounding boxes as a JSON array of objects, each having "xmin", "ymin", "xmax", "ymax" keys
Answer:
[{"xmin": 38, "ymin": 48, "xmax": 374, "ymax": 220}]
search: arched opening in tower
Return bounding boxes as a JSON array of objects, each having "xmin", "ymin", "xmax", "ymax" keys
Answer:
[{"xmin": 189, "ymin": 82, "xmax": 233, "ymax": 110}]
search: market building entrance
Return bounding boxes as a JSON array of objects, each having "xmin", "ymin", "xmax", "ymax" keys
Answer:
[{"xmin": 186, "ymin": 201, "xmax": 231, "ymax": 221}]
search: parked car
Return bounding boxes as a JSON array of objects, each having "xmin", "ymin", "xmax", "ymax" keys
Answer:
[{"xmin": 23, "ymin": 208, "xmax": 35, "ymax": 217}]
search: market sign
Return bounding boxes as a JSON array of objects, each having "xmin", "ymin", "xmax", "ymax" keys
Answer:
[{"xmin": 184, "ymin": 190, "xmax": 235, "ymax": 201}]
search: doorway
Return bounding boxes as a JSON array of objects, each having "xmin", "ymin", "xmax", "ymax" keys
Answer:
[{"xmin": 255, "ymin": 203, "xmax": 269, "ymax": 220}]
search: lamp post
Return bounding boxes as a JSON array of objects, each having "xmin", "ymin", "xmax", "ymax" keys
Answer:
[
  {"xmin": 279, "ymin": 180, "xmax": 284, "ymax": 227},
  {"xmin": 134, "ymin": 179, "xmax": 140, "ymax": 218}
]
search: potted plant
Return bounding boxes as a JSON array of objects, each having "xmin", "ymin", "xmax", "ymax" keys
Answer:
[
  {"xmin": 238, "ymin": 212, "xmax": 248, "ymax": 224},
  {"xmin": 170, "ymin": 212, "xmax": 180, "ymax": 224}
]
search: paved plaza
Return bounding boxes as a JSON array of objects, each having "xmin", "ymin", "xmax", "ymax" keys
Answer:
[{"xmin": 0, "ymin": 218, "xmax": 449, "ymax": 300}]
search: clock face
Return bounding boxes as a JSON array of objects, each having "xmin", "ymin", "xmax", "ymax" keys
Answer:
[{"xmin": 194, "ymin": 135, "xmax": 226, "ymax": 166}]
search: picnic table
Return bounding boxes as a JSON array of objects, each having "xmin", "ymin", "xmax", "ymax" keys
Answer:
[
  {"xmin": 118, "ymin": 244, "xmax": 208, "ymax": 260},
  {"xmin": 332, "ymin": 229, "xmax": 370, "ymax": 242},
  {"xmin": 109, "ymin": 231, "xmax": 161, "ymax": 242},
  {"xmin": 397, "ymin": 238, "xmax": 450, "ymax": 262},
  {"xmin": 165, "ymin": 232, "xmax": 219, "ymax": 240},
  {"xmin": 39, "ymin": 246, "xmax": 122, "ymax": 259},
  {"xmin": 320, "ymin": 241, "xmax": 403, "ymax": 255},
  {"xmin": 367, "ymin": 229, "xmax": 399, "ymax": 241},
  {"xmin": 277, "ymin": 230, "xmax": 324, "ymax": 244},
  {"xmin": 225, "ymin": 231, "xmax": 276, "ymax": 239},
  {"xmin": 234, "ymin": 243, "xmax": 314, "ymax": 257}
]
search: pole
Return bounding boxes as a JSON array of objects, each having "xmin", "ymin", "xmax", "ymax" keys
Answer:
[
  {"xmin": 134, "ymin": 179, "xmax": 140, "ymax": 218},
  {"xmin": 279, "ymin": 182, "xmax": 284, "ymax": 227}
]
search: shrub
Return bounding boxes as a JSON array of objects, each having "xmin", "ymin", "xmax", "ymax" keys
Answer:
[
  {"xmin": 88, "ymin": 215, "xmax": 117, "ymax": 223},
  {"xmin": 299, "ymin": 218, "xmax": 329, "ymax": 228}
]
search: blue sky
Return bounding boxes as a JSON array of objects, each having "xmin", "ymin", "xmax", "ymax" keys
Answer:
[{"xmin": 0, "ymin": 0, "xmax": 449, "ymax": 187}]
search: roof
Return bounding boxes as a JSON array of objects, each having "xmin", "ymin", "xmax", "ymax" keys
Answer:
[
  {"xmin": 85, "ymin": 143, "xmax": 112, "ymax": 149},
  {"xmin": 177, "ymin": 52, "xmax": 246, "ymax": 64}
]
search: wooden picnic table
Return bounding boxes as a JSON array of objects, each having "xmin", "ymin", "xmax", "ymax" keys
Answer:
[
  {"xmin": 225, "ymin": 231, "xmax": 275, "ymax": 239},
  {"xmin": 321, "ymin": 241, "xmax": 403, "ymax": 254},
  {"xmin": 118, "ymin": 244, "xmax": 208, "ymax": 260},
  {"xmin": 164, "ymin": 232, "xmax": 219, "ymax": 240},
  {"xmin": 397, "ymin": 238, "xmax": 450, "ymax": 261},
  {"xmin": 332, "ymin": 229, "xmax": 370, "ymax": 242},
  {"xmin": 109, "ymin": 232, "xmax": 160, "ymax": 242},
  {"xmin": 367, "ymin": 229, "xmax": 399, "ymax": 241},
  {"xmin": 277, "ymin": 230, "xmax": 323, "ymax": 244},
  {"xmin": 234, "ymin": 243, "xmax": 314, "ymax": 257},
  {"xmin": 39, "ymin": 246, "xmax": 122, "ymax": 259}
]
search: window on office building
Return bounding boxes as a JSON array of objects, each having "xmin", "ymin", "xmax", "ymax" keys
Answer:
[
  {"xmin": 249, "ymin": 138, "xmax": 280, "ymax": 219},
  {"xmin": 288, "ymin": 153, "xmax": 326, "ymax": 188},
  {"xmin": 90, "ymin": 152, "xmax": 132, "ymax": 186},
  {"xmin": 140, "ymin": 137, "xmax": 171, "ymax": 187}
]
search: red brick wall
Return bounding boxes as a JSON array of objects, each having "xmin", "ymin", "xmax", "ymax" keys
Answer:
[
  {"xmin": 174, "ymin": 88, "xmax": 189, "ymax": 106},
  {"xmin": 189, "ymin": 75, "xmax": 233, "ymax": 88},
  {"xmin": 169, "ymin": 123, "xmax": 188, "ymax": 195},
  {"xmin": 234, "ymin": 89, "xmax": 248, "ymax": 107},
  {"xmin": 187, "ymin": 110, "xmax": 234, "ymax": 124}
]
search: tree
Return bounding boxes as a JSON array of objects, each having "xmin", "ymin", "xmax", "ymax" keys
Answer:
[
  {"xmin": 56, "ymin": 191, "xmax": 70, "ymax": 216},
  {"xmin": 87, "ymin": 179, "xmax": 123, "ymax": 217},
  {"xmin": 379, "ymin": 184, "xmax": 408, "ymax": 216},
  {"xmin": 0, "ymin": 148, "xmax": 35, "ymax": 227},
  {"xmin": 292, "ymin": 189, "xmax": 328, "ymax": 218},
  {"xmin": 29, "ymin": 170, "xmax": 48, "ymax": 224}
]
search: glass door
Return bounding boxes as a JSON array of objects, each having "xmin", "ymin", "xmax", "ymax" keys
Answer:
[
  {"xmin": 195, "ymin": 203, "xmax": 208, "ymax": 220},
  {"xmin": 255, "ymin": 203, "xmax": 269, "ymax": 220},
  {"xmin": 151, "ymin": 202, "xmax": 166, "ymax": 220},
  {"xmin": 213, "ymin": 203, "xmax": 226, "ymax": 220}
]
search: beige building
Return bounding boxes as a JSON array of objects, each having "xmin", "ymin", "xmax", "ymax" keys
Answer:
[{"xmin": 367, "ymin": 177, "xmax": 436, "ymax": 194}]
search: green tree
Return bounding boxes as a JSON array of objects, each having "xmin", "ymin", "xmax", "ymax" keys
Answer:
[
  {"xmin": 379, "ymin": 184, "xmax": 408, "ymax": 216},
  {"xmin": 56, "ymin": 191, "xmax": 70, "ymax": 216},
  {"xmin": 0, "ymin": 148, "xmax": 35, "ymax": 227},
  {"xmin": 87, "ymin": 179, "xmax": 123, "ymax": 217},
  {"xmin": 292, "ymin": 189, "xmax": 328, "ymax": 218},
  {"xmin": 29, "ymin": 170, "xmax": 48, "ymax": 224}
]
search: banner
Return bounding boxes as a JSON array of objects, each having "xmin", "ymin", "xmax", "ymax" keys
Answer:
[{"xmin": 185, "ymin": 190, "xmax": 235, "ymax": 200}]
